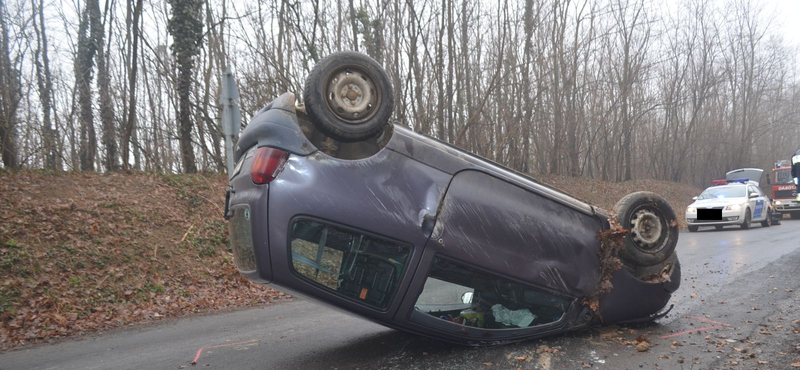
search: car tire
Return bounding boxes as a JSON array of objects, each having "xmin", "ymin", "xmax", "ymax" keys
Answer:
[
  {"xmin": 303, "ymin": 51, "xmax": 394, "ymax": 142},
  {"xmin": 688, "ymin": 225, "xmax": 698, "ymax": 232},
  {"xmin": 715, "ymin": 225, "xmax": 724, "ymax": 230},
  {"xmin": 740, "ymin": 209, "xmax": 751, "ymax": 229},
  {"xmin": 792, "ymin": 212, "xmax": 800, "ymax": 219},
  {"xmin": 613, "ymin": 192, "xmax": 679, "ymax": 267},
  {"xmin": 761, "ymin": 211, "xmax": 771, "ymax": 227}
]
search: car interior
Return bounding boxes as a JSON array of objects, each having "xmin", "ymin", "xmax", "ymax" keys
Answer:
[
  {"xmin": 413, "ymin": 257, "xmax": 572, "ymax": 330},
  {"xmin": 289, "ymin": 219, "xmax": 411, "ymax": 310}
]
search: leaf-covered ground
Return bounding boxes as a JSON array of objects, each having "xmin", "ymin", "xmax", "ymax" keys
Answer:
[
  {"xmin": 0, "ymin": 171, "xmax": 288, "ymax": 350},
  {"xmin": 536, "ymin": 174, "xmax": 703, "ymax": 229}
]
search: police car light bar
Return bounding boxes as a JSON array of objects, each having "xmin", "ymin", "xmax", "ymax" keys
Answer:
[
  {"xmin": 728, "ymin": 178, "xmax": 749, "ymax": 183},
  {"xmin": 712, "ymin": 180, "xmax": 727, "ymax": 185}
]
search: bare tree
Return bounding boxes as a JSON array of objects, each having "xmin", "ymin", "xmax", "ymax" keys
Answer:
[
  {"xmin": 168, "ymin": 0, "xmax": 203, "ymax": 173},
  {"xmin": 0, "ymin": 0, "xmax": 19, "ymax": 169}
]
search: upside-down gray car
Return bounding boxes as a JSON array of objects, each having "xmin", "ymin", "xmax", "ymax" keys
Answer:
[{"xmin": 223, "ymin": 51, "xmax": 681, "ymax": 345}]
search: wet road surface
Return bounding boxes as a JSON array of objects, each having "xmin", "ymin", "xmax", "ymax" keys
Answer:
[{"xmin": 2, "ymin": 218, "xmax": 799, "ymax": 370}]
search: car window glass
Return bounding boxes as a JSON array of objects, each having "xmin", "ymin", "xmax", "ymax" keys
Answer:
[
  {"xmin": 413, "ymin": 256, "xmax": 571, "ymax": 330},
  {"xmin": 289, "ymin": 219, "xmax": 412, "ymax": 310},
  {"xmin": 697, "ymin": 186, "xmax": 746, "ymax": 200}
]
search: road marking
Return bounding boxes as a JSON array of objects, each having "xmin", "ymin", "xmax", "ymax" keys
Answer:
[
  {"xmin": 684, "ymin": 315, "xmax": 728, "ymax": 326},
  {"xmin": 191, "ymin": 339, "xmax": 258, "ymax": 365},
  {"xmin": 659, "ymin": 315, "xmax": 731, "ymax": 339}
]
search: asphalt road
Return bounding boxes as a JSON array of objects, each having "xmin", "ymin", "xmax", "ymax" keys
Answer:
[{"xmin": 2, "ymin": 218, "xmax": 800, "ymax": 370}]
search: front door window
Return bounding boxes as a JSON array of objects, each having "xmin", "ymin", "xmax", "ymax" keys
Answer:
[{"xmin": 413, "ymin": 256, "xmax": 572, "ymax": 329}]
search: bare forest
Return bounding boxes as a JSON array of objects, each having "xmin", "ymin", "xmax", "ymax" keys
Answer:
[{"xmin": 0, "ymin": 0, "xmax": 798, "ymax": 187}]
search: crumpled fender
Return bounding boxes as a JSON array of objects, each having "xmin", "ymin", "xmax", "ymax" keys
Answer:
[{"xmin": 597, "ymin": 259, "xmax": 681, "ymax": 324}]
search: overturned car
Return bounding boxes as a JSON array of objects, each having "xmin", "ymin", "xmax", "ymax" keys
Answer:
[{"xmin": 224, "ymin": 52, "xmax": 680, "ymax": 345}]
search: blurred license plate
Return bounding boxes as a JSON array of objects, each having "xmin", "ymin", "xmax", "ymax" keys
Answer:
[
  {"xmin": 229, "ymin": 204, "xmax": 257, "ymax": 274},
  {"xmin": 697, "ymin": 209, "xmax": 722, "ymax": 221}
]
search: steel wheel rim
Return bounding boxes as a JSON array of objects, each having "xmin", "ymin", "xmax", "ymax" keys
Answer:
[
  {"xmin": 324, "ymin": 66, "xmax": 380, "ymax": 124},
  {"xmin": 628, "ymin": 205, "xmax": 668, "ymax": 253}
]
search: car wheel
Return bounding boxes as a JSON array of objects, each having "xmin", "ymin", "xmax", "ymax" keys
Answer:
[
  {"xmin": 303, "ymin": 51, "xmax": 394, "ymax": 142},
  {"xmin": 792, "ymin": 212, "xmax": 800, "ymax": 219},
  {"xmin": 715, "ymin": 225, "xmax": 724, "ymax": 230},
  {"xmin": 761, "ymin": 211, "xmax": 771, "ymax": 227},
  {"xmin": 688, "ymin": 225, "xmax": 698, "ymax": 232},
  {"xmin": 740, "ymin": 209, "xmax": 751, "ymax": 229},
  {"xmin": 614, "ymin": 192, "xmax": 679, "ymax": 267}
]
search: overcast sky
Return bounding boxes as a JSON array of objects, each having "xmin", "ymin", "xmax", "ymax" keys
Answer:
[{"xmin": 773, "ymin": 0, "xmax": 800, "ymax": 49}]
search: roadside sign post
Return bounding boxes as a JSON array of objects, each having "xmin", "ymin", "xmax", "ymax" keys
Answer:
[{"xmin": 220, "ymin": 67, "xmax": 241, "ymax": 177}]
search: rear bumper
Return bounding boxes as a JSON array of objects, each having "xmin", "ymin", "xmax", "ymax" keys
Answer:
[{"xmin": 227, "ymin": 148, "xmax": 273, "ymax": 283}]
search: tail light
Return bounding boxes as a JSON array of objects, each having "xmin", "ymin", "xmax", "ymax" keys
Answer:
[{"xmin": 251, "ymin": 147, "xmax": 289, "ymax": 184}]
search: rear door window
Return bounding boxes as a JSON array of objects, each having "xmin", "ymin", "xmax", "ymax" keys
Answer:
[
  {"xmin": 413, "ymin": 256, "xmax": 572, "ymax": 329},
  {"xmin": 289, "ymin": 218, "xmax": 412, "ymax": 311}
]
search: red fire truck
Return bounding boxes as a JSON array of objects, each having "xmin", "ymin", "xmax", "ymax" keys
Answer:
[{"xmin": 768, "ymin": 161, "xmax": 800, "ymax": 219}]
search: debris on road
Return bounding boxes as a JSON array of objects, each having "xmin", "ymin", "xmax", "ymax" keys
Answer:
[{"xmin": 633, "ymin": 336, "xmax": 651, "ymax": 352}]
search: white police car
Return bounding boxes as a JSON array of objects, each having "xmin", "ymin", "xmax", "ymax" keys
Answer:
[{"xmin": 685, "ymin": 177, "xmax": 772, "ymax": 232}]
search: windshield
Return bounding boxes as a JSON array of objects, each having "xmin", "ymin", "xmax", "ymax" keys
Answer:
[
  {"xmin": 698, "ymin": 186, "xmax": 746, "ymax": 200},
  {"xmin": 775, "ymin": 169, "xmax": 793, "ymax": 185}
]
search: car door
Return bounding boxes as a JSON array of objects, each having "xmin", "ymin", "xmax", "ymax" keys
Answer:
[
  {"xmin": 393, "ymin": 170, "xmax": 604, "ymax": 343},
  {"xmin": 748, "ymin": 185, "xmax": 765, "ymax": 221}
]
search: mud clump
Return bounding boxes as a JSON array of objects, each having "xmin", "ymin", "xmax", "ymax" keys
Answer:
[{"xmin": 583, "ymin": 212, "xmax": 627, "ymax": 317}]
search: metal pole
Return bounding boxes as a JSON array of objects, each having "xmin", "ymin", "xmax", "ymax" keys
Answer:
[{"xmin": 220, "ymin": 67, "xmax": 241, "ymax": 177}]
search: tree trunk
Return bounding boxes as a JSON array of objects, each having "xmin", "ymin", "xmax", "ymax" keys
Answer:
[
  {"xmin": 32, "ymin": 0, "xmax": 56, "ymax": 170},
  {"xmin": 122, "ymin": 0, "xmax": 143, "ymax": 171},
  {"xmin": 75, "ymin": 0, "xmax": 101, "ymax": 171},
  {"xmin": 98, "ymin": 0, "xmax": 116, "ymax": 171},
  {"xmin": 168, "ymin": 0, "xmax": 203, "ymax": 173}
]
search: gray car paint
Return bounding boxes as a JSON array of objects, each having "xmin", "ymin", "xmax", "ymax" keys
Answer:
[{"xmin": 227, "ymin": 93, "xmax": 680, "ymax": 345}]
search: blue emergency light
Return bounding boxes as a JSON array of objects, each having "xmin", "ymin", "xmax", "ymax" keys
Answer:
[{"xmin": 728, "ymin": 178, "xmax": 749, "ymax": 183}]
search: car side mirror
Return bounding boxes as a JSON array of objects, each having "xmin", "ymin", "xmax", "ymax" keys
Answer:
[
  {"xmin": 461, "ymin": 291, "xmax": 474, "ymax": 305},
  {"xmin": 692, "ymin": 196, "xmax": 698, "ymax": 201},
  {"xmin": 749, "ymin": 192, "xmax": 758, "ymax": 198}
]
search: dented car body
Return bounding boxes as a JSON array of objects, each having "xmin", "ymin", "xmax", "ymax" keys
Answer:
[{"xmin": 225, "ymin": 93, "xmax": 680, "ymax": 345}]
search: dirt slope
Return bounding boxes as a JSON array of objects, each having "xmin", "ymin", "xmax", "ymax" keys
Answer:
[
  {"xmin": 536, "ymin": 174, "xmax": 703, "ymax": 229},
  {"xmin": 0, "ymin": 171, "xmax": 287, "ymax": 350}
]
